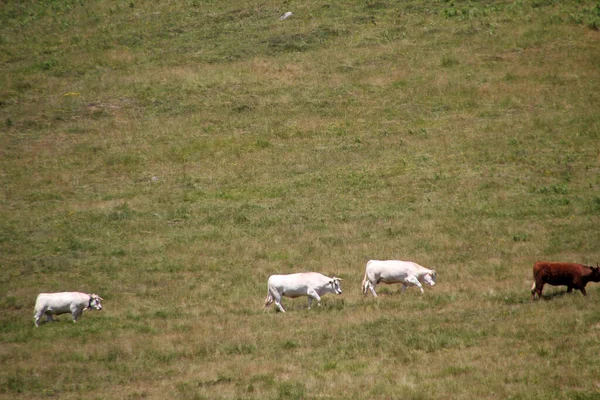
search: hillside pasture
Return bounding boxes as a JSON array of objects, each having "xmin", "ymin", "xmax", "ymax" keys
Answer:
[{"xmin": 1, "ymin": 0, "xmax": 600, "ymax": 398}]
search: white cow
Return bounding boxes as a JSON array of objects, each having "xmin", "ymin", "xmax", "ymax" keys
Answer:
[
  {"xmin": 34, "ymin": 292, "xmax": 103, "ymax": 327},
  {"xmin": 362, "ymin": 260, "xmax": 437, "ymax": 297},
  {"xmin": 264, "ymin": 272, "xmax": 342, "ymax": 313}
]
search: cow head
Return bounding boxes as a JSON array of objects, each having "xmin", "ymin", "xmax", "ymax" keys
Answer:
[
  {"xmin": 423, "ymin": 270, "xmax": 437, "ymax": 287},
  {"xmin": 589, "ymin": 266, "xmax": 600, "ymax": 282},
  {"xmin": 87, "ymin": 294, "xmax": 103, "ymax": 311},
  {"xmin": 329, "ymin": 277, "xmax": 343, "ymax": 295}
]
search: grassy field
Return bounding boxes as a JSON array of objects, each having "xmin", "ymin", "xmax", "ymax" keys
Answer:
[{"xmin": 1, "ymin": 0, "xmax": 600, "ymax": 398}]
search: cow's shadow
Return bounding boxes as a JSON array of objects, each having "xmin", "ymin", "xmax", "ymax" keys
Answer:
[
  {"xmin": 540, "ymin": 291, "xmax": 575, "ymax": 300},
  {"xmin": 35, "ymin": 319, "xmax": 64, "ymax": 327}
]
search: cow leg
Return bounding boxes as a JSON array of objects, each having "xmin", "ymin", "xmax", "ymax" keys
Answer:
[
  {"xmin": 272, "ymin": 292, "xmax": 286, "ymax": 313},
  {"xmin": 363, "ymin": 275, "xmax": 378, "ymax": 297},
  {"xmin": 580, "ymin": 287, "xmax": 587, "ymax": 296},
  {"xmin": 307, "ymin": 290, "xmax": 321, "ymax": 309},
  {"xmin": 567, "ymin": 286, "xmax": 573, "ymax": 293},
  {"xmin": 274, "ymin": 300, "xmax": 286, "ymax": 313},
  {"xmin": 264, "ymin": 288, "xmax": 285, "ymax": 313},
  {"xmin": 362, "ymin": 278, "xmax": 369, "ymax": 296},
  {"xmin": 368, "ymin": 282, "xmax": 378, "ymax": 297},
  {"xmin": 532, "ymin": 280, "xmax": 544, "ymax": 299},
  {"xmin": 34, "ymin": 310, "xmax": 44, "ymax": 327},
  {"xmin": 72, "ymin": 309, "xmax": 82, "ymax": 323},
  {"xmin": 401, "ymin": 284, "xmax": 408, "ymax": 294},
  {"xmin": 272, "ymin": 291, "xmax": 285, "ymax": 312},
  {"xmin": 46, "ymin": 312, "xmax": 54, "ymax": 323},
  {"xmin": 405, "ymin": 276, "xmax": 424, "ymax": 294}
]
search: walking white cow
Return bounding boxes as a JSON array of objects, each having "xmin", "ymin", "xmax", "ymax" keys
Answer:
[
  {"xmin": 34, "ymin": 292, "xmax": 103, "ymax": 327},
  {"xmin": 264, "ymin": 272, "xmax": 342, "ymax": 313},
  {"xmin": 362, "ymin": 260, "xmax": 437, "ymax": 297}
]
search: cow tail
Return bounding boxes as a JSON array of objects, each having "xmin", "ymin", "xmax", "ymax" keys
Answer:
[
  {"xmin": 264, "ymin": 284, "xmax": 274, "ymax": 309},
  {"xmin": 362, "ymin": 271, "xmax": 369, "ymax": 296}
]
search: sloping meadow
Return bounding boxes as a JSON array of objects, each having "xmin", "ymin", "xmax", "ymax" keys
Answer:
[{"xmin": 1, "ymin": 0, "xmax": 600, "ymax": 398}]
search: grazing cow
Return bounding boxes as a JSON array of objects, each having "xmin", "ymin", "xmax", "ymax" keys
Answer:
[
  {"xmin": 362, "ymin": 260, "xmax": 437, "ymax": 297},
  {"xmin": 264, "ymin": 272, "xmax": 342, "ymax": 313},
  {"xmin": 34, "ymin": 292, "xmax": 103, "ymax": 327},
  {"xmin": 531, "ymin": 261, "xmax": 600, "ymax": 299}
]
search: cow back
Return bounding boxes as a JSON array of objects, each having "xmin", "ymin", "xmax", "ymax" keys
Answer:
[{"xmin": 533, "ymin": 262, "xmax": 588, "ymax": 286}]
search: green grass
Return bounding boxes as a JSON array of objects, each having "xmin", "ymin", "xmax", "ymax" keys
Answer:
[{"xmin": 2, "ymin": 0, "xmax": 600, "ymax": 398}]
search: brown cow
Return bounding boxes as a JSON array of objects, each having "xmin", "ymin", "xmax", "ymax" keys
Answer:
[{"xmin": 531, "ymin": 261, "xmax": 600, "ymax": 300}]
